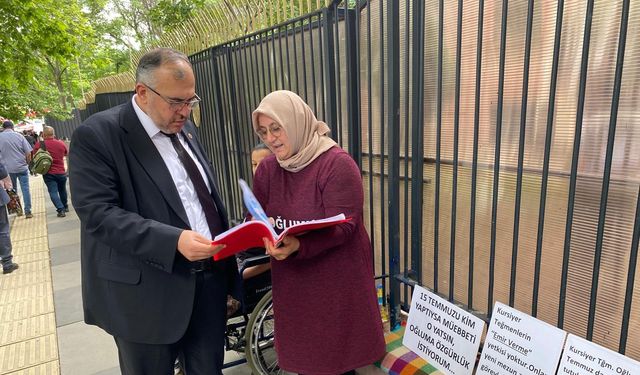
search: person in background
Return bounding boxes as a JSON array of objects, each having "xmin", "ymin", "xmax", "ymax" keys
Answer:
[
  {"xmin": 251, "ymin": 90, "xmax": 385, "ymax": 374},
  {"xmin": 235, "ymin": 143, "xmax": 273, "ymax": 280},
  {"xmin": 34, "ymin": 126, "xmax": 69, "ymax": 217},
  {"xmin": 69, "ymin": 47, "xmax": 238, "ymax": 375},
  {"xmin": 0, "ymin": 120, "xmax": 33, "ymax": 218},
  {"xmin": 250, "ymin": 142, "xmax": 272, "ymax": 175},
  {"xmin": 23, "ymin": 130, "xmax": 36, "ymax": 148},
  {"xmin": 0, "ymin": 160, "xmax": 18, "ymax": 274}
]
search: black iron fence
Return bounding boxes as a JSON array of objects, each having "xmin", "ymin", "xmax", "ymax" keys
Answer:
[{"xmin": 59, "ymin": 0, "xmax": 640, "ymax": 360}]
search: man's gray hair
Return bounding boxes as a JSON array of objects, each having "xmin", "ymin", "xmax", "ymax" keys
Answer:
[
  {"xmin": 43, "ymin": 126, "xmax": 55, "ymax": 137},
  {"xmin": 136, "ymin": 48, "xmax": 192, "ymax": 86}
]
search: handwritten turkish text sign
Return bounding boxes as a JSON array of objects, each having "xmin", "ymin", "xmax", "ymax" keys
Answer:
[
  {"xmin": 403, "ymin": 285, "xmax": 485, "ymax": 375},
  {"xmin": 476, "ymin": 302, "xmax": 566, "ymax": 375},
  {"xmin": 558, "ymin": 334, "xmax": 640, "ymax": 375}
]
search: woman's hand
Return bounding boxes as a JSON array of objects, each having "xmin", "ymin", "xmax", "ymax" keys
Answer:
[{"xmin": 264, "ymin": 235, "xmax": 300, "ymax": 260}]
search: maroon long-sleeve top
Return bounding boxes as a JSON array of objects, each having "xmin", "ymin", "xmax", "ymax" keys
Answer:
[{"xmin": 253, "ymin": 146, "xmax": 385, "ymax": 374}]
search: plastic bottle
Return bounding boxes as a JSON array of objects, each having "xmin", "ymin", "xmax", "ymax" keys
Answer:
[{"xmin": 376, "ymin": 283, "xmax": 389, "ymax": 333}]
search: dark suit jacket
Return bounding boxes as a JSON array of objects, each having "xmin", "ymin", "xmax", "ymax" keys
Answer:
[{"xmin": 69, "ymin": 101, "xmax": 238, "ymax": 344}]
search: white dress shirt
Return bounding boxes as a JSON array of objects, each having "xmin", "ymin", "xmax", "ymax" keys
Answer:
[{"xmin": 132, "ymin": 96, "xmax": 213, "ymax": 240}]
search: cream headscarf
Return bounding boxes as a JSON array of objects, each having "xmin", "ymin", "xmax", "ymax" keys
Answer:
[{"xmin": 252, "ymin": 90, "xmax": 337, "ymax": 173}]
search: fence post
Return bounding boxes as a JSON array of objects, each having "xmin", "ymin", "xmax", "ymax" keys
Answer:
[
  {"xmin": 386, "ymin": 0, "xmax": 401, "ymax": 329},
  {"xmin": 410, "ymin": 0, "xmax": 426, "ymax": 289},
  {"xmin": 345, "ymin": 8, "xmax": 361, "ymax": 168},
  {"xmin": 322, "ymin": 7, "xmax": 338, "ymax": 139},
  {"xmin": 210, "ymin": 47, "xmax": 237, "ymax": 218},
  {"xmin": 225, "ymin": 46, "xmax": 247, "ymax": 181}
]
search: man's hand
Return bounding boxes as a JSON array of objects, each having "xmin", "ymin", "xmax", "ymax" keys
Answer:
[
  {"xmin": 263, "ymin": 235, "xmax": 299, "ymax": 261},
  {"xmin": 177, "ymin": 230, "xmax": 225, "ymax": 261}
]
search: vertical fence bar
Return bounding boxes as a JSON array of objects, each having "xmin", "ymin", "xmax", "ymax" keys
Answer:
[
  {"xmin": 210, "ymin": 50, "xmax": 236, "ymax": 218},
  {"xmin": 434, "ymin": 0, "xmax": 443, "ymax": 293},
  {"xmin": 469, "ymin": 0, "xmax": 484, "ymax": 309},
  {"xmin": 510, "ymin": 0, "xmax": 534, "ymax": 308},
  {"xmin": 354, "ymin": 0, "xmax": 361, "ymax": 139},
  {"xmin": 587, "ymin": 0, "xmax": 629, "ymax": 341},
  {"xmin": 379, "ymin": 0, "xmax": 387, "ymax": 284},
  {"xmin": 318, "ymin": 17, "xmax": 326, "ymax": 121},
  {"xmin": 259, "ymin": 34, "xmax": 268, "ymax": 97},
  {"xmin": 301, "ymin": 18, "xmax": 309, "ymax": 102},
  {"xmin": 219, "ymin": 51, "xmax": 242, "ymax": 213},
  {"xmin": 268, "ymin": 30, "xmax": 275, "ymax": 92},
  {"xmin": 557, "ymin": 0, "xmax": 594, "ymax": 325},
  {"xmin": 278, "ymin": 26, "xmax": 286, "ymax": 89},
  {"xmin": 234, "ymin": 43, "xmax": 253, "ymax": 153},
  {"xmin": 250, "ymin": 38, "xmax": 262, "ymax": 107},
  {"xmin": 450, "ymin": 0, "xmax": 463, "ymax": 302},
  {"xmin": 411, "ymin": 0, "xmax": 425, "ymax": 287},
  {"xmin": 309, "ymin": 18, "xmax": 318, "ymax": 111},
  {"xmin": 232, "ymin": 45, "xmax": 255, "ymax": 181},
  {"xmin": 293, "ymin": 24, "xmax": 300, "ymax": 93},
  {"xmin": 218, "ymin": 50, "xmax": 242, "ymax": 214},
  {"xmin": 620, "ymin": 186, "xmax": 640, "ymax": 354},
  {"xmin": 322, "ymin": 7, "xmax": 338, "ymax": 137},
  {"xmin": 260, "ymin": 31, "xmax": 273, "ymax": 92},
  {"xmin": 366, "ymin": 0, "xmax": 376, "ymax": 274},
  {"xmin": 335, "ymin": 2, "xmax": 343, "ymax": 146},
  {"xmin": 225, "ymin": 49, "xmax": 246, "ymax": 182},
  {"xmin": 387, "ymin": 0, "xmax": 401, "ymax": 330},
  {"xmin": 536, "ymin": 0, "xmax": 564, "ymax": 320},
  {"xmin": 403, "ymin": 0, "xmax": 411, "ymax": 303},
  {"xmin": 286, "ymin": 25, "xmax": 293, "ymax": 91},
  {"xmin": 202, "ymin": 51, "xmax": 224, "ymax": 193},
  {"xmin": 489, "ymin": 0, "xmax": 508, "ymax": 317},
  {"xmin": 346, "ymin": 8, "xmax": 361, "ymax": 167}
]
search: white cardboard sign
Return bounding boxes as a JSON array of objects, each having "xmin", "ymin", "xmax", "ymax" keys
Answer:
[
  {"xmin": 557, "ymin": 334, "xmax": 640, "ymax": 375},
  {"xmin": 476, "ymin": 302, "xmax": 566, "ymax": 375},
  {"xmin": 402, "ymin": 285, "xmax": 485, "ymax": 375}
]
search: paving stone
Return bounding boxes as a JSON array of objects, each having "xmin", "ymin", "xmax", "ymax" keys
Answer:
[
  {"xmin": 2, "ymin": 360, "xmax": 59, "ymax": 375},
  {"xmin": 0, "ymin": 295, "xmax": 54, "ymax": 323},
  {"xmin": 49, "ymin": 246, "xmax": 79, "ymax": 267},
  {"xmin": 0, "ymin": 283, "xmax": 52, "ymax": 306},
  {"xmin": 0, "ymin": 314, "xmax": 56, "ymax": 346},
  {"xmin": 0, "ymin": 334, "xmax": 58, "ymax": 374}
]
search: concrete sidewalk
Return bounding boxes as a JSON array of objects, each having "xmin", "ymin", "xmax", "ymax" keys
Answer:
[{"xmin": 0, "ymin": 176, "xmax": 248, "ymax": 374}]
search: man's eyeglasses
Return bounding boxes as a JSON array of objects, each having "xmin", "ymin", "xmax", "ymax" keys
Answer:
[
  {"xmin": 145, "ymin": 85, "xmax": 201, "ymax": 111},
  {"xmin": 256, "ymin": 124, "xmax": 283, "ymax": 139}
]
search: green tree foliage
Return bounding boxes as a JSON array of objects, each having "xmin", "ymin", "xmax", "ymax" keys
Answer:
[
  {"xmin": 0, "ymin": 0, "xmax": 93, "ymax": 119},
  {"xmin": 1, "ymin": 0, "xmax": 311, "ymax": 120},
  {"xmin": 149, "ymin": 0, "xmax": 207, "ymax": 34}
]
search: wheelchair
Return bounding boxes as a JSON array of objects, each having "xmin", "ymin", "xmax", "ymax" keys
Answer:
[{"xmin": 224, "ymin": 254, "xmax": 279, "ymax": 374}]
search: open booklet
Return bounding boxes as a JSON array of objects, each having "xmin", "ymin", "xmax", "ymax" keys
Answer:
[{"xmin": 211, "ymin": 179, "xmax": 350, "ymax": 261}]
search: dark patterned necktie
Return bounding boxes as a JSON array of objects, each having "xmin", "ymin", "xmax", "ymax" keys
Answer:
[{"xmin": 163, "ymin": 132, "xmax": 223, "ymax": 236}]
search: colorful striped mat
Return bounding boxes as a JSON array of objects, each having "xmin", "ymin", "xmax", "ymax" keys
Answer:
[{"xmin": 376, "ymin": 327, "xmax": 443, "ymax": 375}]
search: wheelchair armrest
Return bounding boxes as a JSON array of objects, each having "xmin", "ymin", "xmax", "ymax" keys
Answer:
[{"xmin": 242, "ymin": 254, "xmax": 270, "ymax": 270}]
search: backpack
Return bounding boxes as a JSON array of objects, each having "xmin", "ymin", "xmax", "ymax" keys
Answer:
[{"xmin": 31, "ymin": 139, "xmax": 53, "ymax": 175}]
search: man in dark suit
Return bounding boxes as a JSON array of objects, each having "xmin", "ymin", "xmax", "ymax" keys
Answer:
[{"xmin": 69, "ymin": 48, "xmax": 238, "ymax": 374}]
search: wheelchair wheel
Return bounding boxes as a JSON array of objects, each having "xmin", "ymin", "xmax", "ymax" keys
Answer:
[{"xmin": 245, "ymin": 290, "xmax": 281, "ymax": 374}]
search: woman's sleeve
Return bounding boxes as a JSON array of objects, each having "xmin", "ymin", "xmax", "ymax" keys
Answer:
[{"xmin": 295, "ymin": 152, "xmax": 363, "ymax": 260}]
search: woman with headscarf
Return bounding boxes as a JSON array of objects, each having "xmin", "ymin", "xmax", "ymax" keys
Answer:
[{"xmin": 251, "ymin": 90, "xmax": 385, "ymax": 374}]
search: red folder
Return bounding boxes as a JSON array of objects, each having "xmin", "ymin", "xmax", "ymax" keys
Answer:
[{"xmin": 211, "ymin": 214, "xmax": 350, "ymax": 260}]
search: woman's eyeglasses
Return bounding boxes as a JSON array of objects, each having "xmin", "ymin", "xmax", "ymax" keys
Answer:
[
  {"xmin": 256, "ymin": 125, "xmax": 283, "ymax": 139},
  {"xmin": 145, "ymin": 85, "xmax": 201, "ymax": 112}
]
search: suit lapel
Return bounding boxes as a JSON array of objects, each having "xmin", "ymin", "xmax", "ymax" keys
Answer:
[{"xmin": 120, "ymin": 103, "xmax": 191, "ymax": 227}]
